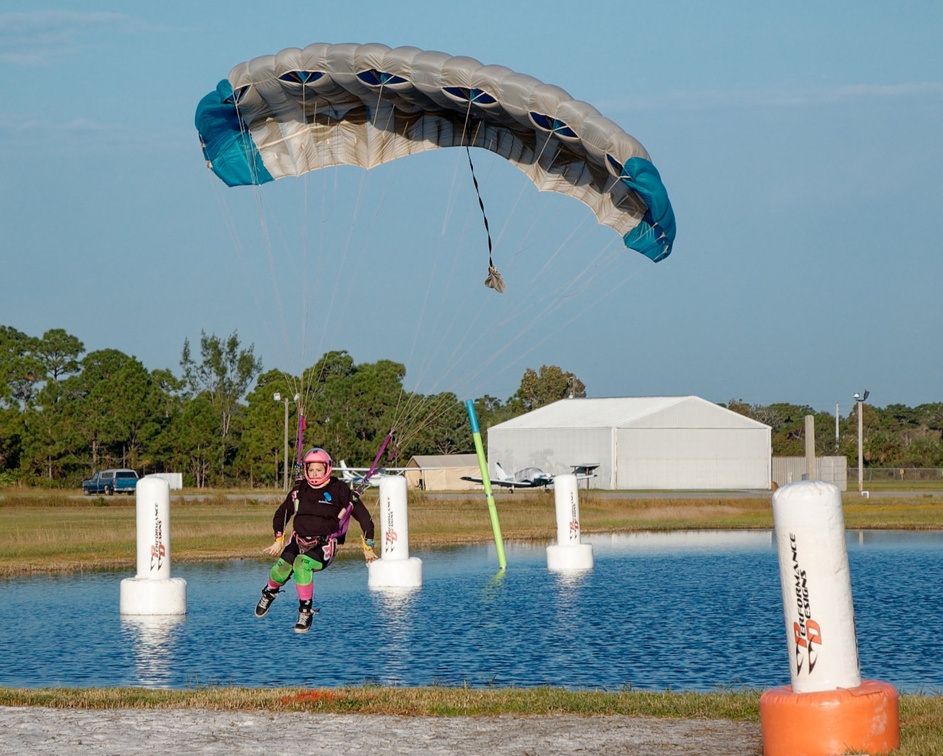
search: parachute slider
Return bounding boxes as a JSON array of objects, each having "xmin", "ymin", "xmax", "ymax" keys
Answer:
[{"xmin": 484, "ymin": 265, "xmax": 506, "ymax": 293}]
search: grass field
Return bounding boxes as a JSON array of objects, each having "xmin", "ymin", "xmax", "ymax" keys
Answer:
[
  {"xmin": 2, "ymin": 486, "xmax": 942, "ymax": 577},
  {"xmin": 2, "ymin": 485, "xmax": 942, "ymax": 753}
]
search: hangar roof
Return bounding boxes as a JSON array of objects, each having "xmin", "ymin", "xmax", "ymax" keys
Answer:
[
  {"xmin": 491, "ymin": 396, "xmax": 770, "ymax": 431},
  {"xmin": 406, "ymin": 454, "xmax": 479, "ymax": 468}
]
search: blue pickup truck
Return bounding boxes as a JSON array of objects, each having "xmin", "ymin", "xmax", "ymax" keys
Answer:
[{"xmin": 82, "ymin": 469, "xmax": 139, "ymax": 496}]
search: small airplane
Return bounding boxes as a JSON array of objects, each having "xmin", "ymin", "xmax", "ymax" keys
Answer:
[
  {"xmin": 337, "ymin": 460, "xmax": 392, "ymax": 488},
  {"xmin": 461, "ymin": 462, "xmax": 596, "ymax": 492},
  {"xmin": 336, "ymin": 460, "xmax": 436, "ymax": 489}
]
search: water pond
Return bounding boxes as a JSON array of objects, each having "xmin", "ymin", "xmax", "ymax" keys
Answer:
[{"xmin": 2, "ymin": 530, "xmax": 942, "ymax": 692}]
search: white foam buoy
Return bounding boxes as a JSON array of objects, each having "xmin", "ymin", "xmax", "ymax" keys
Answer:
[
  {"xmin": 119, "ymin": 476, "xmax": 187, "ymax": 615},
  {"xmin": 760, "ymin": 479, "xmax": 898, "ymax": 756},
  {"xmin": 771, "ymin": 480, "xmax": 859, "ymax": 692},
  {"xmin": 547, "ymin": 474, "xmax": 593, "ymax": 571},
  {"xmin": 367, "ymin": 475, "xmax": 422, "ymax": 588}
]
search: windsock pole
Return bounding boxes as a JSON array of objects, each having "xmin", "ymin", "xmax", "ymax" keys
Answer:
[{"xmin": 465, "ymin": 400, "xmax": 506, "ymax": 570}]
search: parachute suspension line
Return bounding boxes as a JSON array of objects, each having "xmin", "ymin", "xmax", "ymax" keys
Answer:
[
  {"xmin": 428, "ymin": 223, "xmax": 614, "ymax": 397},
  {"xmin": 207, "ymin": 105, "xmax": 310, "ymax": 471},
  {"xmin": 366, "ymin": 80, "xmax": 448, "ymax": 452},
  {"xmin": 479, "ymin": 253, "xmax": 631, "ymax": 387},
  {"xmin": 232, "ymin": 98, "xmax": 315, "ymax": 416},
  {"xmin": 292, "ymin": 157, "xmax": 316, "ymax": 469},
  {"xmin": 300, "ymin": 158, "xmax": 338, "ymax": 414},
  {"xmin": 250, "ymin": 185, "xmax": 301, "ymax": 385},
  {"xmin": 390, "ymin": 153, "xmax": 476, "ymax": 434},
  {"xmin": 392, "ymin": 165, "xmax": 496, "ymax": 437},
  {"xmin": 292, "ymin": 413, "xmax": 307, "ymax": 480},
  {"xmin": 296, "ymin": 89, "xmax": 313, "ymax": 409},
  {"xmin": 229, "ymin": 98, "xmax": 299, "ymax": 381},
  {"xmin": 490, "ymin": 246, "xmax": 648, "ymax": 375},
  {"xmin": 312, "ymin": 168, "xmax": 369, "ymax": 359},
  {"xmin": 403, "ymin": 151, "xmax": 504, "ymax": 402},
  {"xmin": 391, "ymin": 149, "xmax": 563, "ymax": 412},
  {"xmin": 206, "ymin": 178, "xmax": 286, "ymax": 388},
  {"xmin": 379, "ymin": 93, "xmax": 484, "ymax": 446}
]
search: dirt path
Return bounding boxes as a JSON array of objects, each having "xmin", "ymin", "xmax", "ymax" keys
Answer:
[{"xmin": 0, "ymin": 706, "xmax": 762, "ymax": 754}]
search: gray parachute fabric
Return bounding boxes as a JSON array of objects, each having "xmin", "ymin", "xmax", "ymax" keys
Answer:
[{"xmin": 195, "ymin": 42, "xmax": 675, "ymax": 264}]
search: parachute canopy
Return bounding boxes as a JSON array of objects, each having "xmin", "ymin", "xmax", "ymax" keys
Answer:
[{"xmin": 195, "ymin": 42, "xmax": 675, "ymax": 262}]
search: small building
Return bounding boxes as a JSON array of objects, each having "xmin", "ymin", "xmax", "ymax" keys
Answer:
[
  {"xmin": 772, "ymin": 457, "xmax": 848, "ymax": 491},
  {"xmin": 404, "ymin": 454, "xmax": 481, "ymax": 491},
  {"xmin": 486, "ymin": 396, "xmax": 772, "ymax": 490}
]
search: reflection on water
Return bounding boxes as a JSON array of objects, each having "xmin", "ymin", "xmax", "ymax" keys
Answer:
[
  {"xmin": 370, "ymin": 588, "xmax": 421, "ymax": 685},
  {"xmin": 1, "ymin": 531, "xmax": 942, "ymax": 693},
  {"xmin": 586, "ymin": 529, "xmax": 774, "ymax": 552},
  {"xmin": 121, "ymin": 616, "xmax": 185, "ymax": 687}
]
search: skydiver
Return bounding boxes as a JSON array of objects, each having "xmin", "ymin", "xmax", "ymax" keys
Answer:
[{"xmin": 254, "ymin": 447, "xmax": 377, "ymax": 633}]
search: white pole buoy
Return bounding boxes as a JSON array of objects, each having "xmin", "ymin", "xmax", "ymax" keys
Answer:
[
  {"xmin": 119, "ymin": 476, "xmax": 187, "ymax": 615},
  {"xmin": 760, "ymin": 480, "xmax": 898, "ymax": 755},
  {"xmin": 774, "ymin": 480, "xmax": 859, "ymax": 692},
  {"xmin": 367, "ymin": 475, "xmax": 422, "ymax": 588},
  {"xmin": 546, "ymin": 474, "xmax": 593, "ymax": 571}
]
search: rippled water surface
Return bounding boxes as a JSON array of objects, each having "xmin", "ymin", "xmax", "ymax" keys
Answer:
[{"xmin": 3, "ymin": 530, "xmax": 942, "ymax": 692}]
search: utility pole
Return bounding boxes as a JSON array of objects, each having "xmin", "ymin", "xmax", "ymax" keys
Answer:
[
  {"xmin": 854, "ymin": 390, "xmax": 870, "ymax": 494},
  {"xmin": 835, "ymin": 403, "xmax": 840, "ymax": 454},
  {"xmin": 274, "ymin": 392, "xmax": 290, "ymax": 491}
]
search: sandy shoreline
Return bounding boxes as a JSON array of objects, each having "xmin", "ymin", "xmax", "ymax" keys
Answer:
[{"xmin": 0, "ymin": 706, "xmax": 762, "ymax": 754}]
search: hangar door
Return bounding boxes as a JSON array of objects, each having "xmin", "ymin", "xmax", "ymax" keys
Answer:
[{"xmin": 616, "ymin": 427, "xmax": 770, "ymax": 489}]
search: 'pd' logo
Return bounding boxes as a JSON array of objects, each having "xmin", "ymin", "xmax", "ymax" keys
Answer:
[
  {"xmin": 149, "ymin": 502, "xmax": 165, "ymax": 572},
  {"xmin": 569, "ymin": 519, "xmax": 580, "ymax": 541},
  {"xmin": 790, "ymin": 533, "xmax": 822, "ymax": 674}
]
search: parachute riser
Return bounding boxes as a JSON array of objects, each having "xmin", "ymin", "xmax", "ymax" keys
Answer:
[
  {"xmin": 353, "ymin": 431, "xmax": 394, "ymax": 496},
  {"xmin": 292, "ymin": 410, "xmax": 306, "ymax": 482}
]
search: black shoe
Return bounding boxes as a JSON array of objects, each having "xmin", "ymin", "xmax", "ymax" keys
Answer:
[
  {"xmin": 254, "ymin": 587, "xmax": 279, "ymax": 618},
  {"xmin": 294, "ymin": 600, "xmax": 315, "ymax": 633}
]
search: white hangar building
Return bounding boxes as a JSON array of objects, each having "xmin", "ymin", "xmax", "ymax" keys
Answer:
[{"xmin": 487, "ymin": 396, "xmax": 772, "ymax": 490}]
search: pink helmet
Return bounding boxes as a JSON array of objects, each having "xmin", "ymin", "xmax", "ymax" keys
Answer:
[{"xmin": 302, "ymin": 447, "xmax": 332, "ymax": 487}]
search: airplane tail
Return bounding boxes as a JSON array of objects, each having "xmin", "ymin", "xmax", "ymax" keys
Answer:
[
  {"xmin": 494, "ymin": 462, "xmax": 512, "ymax": 481},
  {"xmin": 337, "ymin": 460, "xmax": 354, "ymax": 482}
]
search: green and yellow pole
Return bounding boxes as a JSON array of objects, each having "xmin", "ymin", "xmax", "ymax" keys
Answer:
[{"xmin": 465, "ymin": 399, "xmax": 507, "ymax": 570}]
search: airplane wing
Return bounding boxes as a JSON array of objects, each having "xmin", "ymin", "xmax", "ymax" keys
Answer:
[
  {"xmin": 460, "ymin": 475, "xmax": 530, "ymax": 488},
  {"xmin": 338, "ymin": 464, "xmax": 438, "ymax": 473}
]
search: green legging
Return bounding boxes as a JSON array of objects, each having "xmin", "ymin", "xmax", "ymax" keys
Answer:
[
  {"xmin": 267, "ymin": 538, "xmax": 336, "ymax": 601},
  {"xmin": 270, "ymin": 553, "xmax": 324, "ymax": 588}
]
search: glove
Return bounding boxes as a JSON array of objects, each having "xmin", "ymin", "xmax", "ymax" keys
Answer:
[
  {"xmin": 362, "ymin": 536, "xmax": 378, "ymax": 563},
  {"xmin": 264, "ymin": 533, "xmax": 284, "ymax": 556}
]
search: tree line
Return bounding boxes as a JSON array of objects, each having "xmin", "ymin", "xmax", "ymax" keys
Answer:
[
  {"xmin": 0, "ymin": 325, "xmax": 586, "ymax": 488},
  {"xmin": 726, "ymin": 399, "xmax": 943, "ymax": 469},
  {"xmin": 2, "ymin": 325, "xmax": 940, "ymax": 489}
]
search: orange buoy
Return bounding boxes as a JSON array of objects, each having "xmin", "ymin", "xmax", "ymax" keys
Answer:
[{"xmin": 760, "ymin": 679, "xmax": 899, "ymax": 756}]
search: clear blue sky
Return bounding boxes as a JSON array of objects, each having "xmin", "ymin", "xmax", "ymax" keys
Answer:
[{"xmin": 2, "ymin": 2, "xmax": 941, "ymax": 415}]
